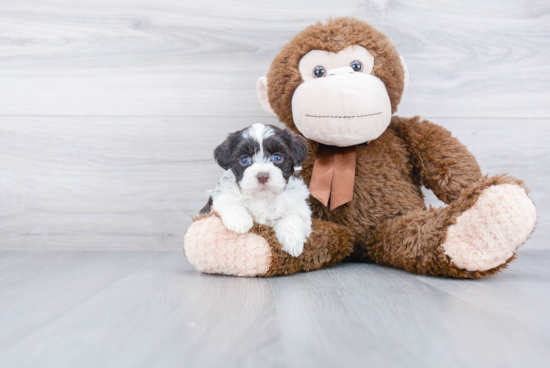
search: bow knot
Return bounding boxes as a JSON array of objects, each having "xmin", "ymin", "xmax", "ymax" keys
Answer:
[{"xmin": 308, "ymin": 144, "xmax": 358, "ymax": 211}]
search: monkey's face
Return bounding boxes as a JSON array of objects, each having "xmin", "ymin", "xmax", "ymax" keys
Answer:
[
  {"xmin": 257, "ymin": 17, "xmax": 409, "ymax": 148},
  {"xmin": 291, "ymin": 45, "xmax": 392, "ymax": 147}
]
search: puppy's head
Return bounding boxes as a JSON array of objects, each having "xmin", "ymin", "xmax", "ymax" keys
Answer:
[{"xmin": 214, "ymin": 123, "xmax": 308, "ymax": 197}]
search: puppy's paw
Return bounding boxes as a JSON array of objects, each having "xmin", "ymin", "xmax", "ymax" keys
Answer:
[
  {"xmin": 222, "ymin": 213, "xmax": 254, "ymax": 234},
  {"xmin": 275, "ymin": 226, "xmax": 306, "ymax": 257}
]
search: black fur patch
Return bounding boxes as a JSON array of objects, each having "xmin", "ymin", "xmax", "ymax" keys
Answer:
[
  {"xmin": 262, "ymin": 134, "xmax": 295, "ymax": 180},
  {"xmin": 278, "ymin": 127, "xmax": 308, "ymax": 167},
  {"xmin": 213, "ymin": 130, "xmax": 243, "ymax": 170},
  {"xmin": 199, "ymin": 196, "xmax": 213, "ymax": 215},
  {"xmin": 230, "ymin": 137, "xmax": 259, "ymax": 183}
]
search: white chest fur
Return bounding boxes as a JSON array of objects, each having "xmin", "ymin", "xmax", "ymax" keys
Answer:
[{"xmin": 209, "ymin": 170, "xmax": 312, "ymax": 257}]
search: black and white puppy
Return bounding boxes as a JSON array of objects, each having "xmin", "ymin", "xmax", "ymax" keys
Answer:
[{"xmin": 200, "ymin": 123, "xmax": 312, "ymax": 257}]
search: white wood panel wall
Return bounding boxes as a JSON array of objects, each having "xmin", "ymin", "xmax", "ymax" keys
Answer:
[{"xmin": 0, "ymin": 0, "xmax": 548, "ymax": 250}]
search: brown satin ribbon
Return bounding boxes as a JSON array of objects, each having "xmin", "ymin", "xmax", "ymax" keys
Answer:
[{"xmin": 309, "ymin": 144, "xmax": 357, "ymax": 211}]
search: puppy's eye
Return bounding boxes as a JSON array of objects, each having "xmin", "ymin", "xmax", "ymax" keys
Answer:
[
  {"xmin": 272, "ymin": 154, "xmax": 284, "ymax": 163},
  {"xmin": 313, "ymin": 66, "xmax": 326, "ymax": 78},
  {"xmin": 239, "ymin": 156, "xmax": 251, "ymax": 166},
  {"xmin": 350, "ymin": 60, "xmax": 363, "ymax": 72}
]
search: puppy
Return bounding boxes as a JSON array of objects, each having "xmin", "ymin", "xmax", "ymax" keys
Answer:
[{"xmin": 200, "ymin": 123, "xmax": 312, "ymax": 257}]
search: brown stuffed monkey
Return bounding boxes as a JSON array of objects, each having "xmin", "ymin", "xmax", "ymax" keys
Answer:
[{"xmin": 184, "ymin": 17, "xmax": 536, "ymax": 278}]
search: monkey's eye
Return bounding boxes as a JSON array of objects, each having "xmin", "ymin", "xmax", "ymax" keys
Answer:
[
  {"xmin": 240, "ymin": 156, "xmax": 251, "ymax": 166},
  {"xmin": 272, "ymin": 154, "xmax": 284, "ymax": 163},
  {"xmin": 313, "ymin": 66, "xmax": 326, "ymax": 78},
  {"xmin": 350, "ymin": 60, "xmax": 363, "ymax": 72}
]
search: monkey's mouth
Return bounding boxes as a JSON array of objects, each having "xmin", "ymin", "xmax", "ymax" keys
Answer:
[{"xmin": 305, "ymin": 112, "xmax": 382, "ymax": 119}]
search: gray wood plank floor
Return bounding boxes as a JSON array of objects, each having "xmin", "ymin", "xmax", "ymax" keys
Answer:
[{"xmin": 0, "ymin": 250, "xmax": 549, "ymax": 368}]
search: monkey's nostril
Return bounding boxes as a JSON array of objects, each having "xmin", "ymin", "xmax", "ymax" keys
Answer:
[{"xmin": 257, "ymin": 172, "xmax": 269, "ymax": 184}]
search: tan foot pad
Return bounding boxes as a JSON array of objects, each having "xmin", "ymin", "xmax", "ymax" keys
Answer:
[
  {"xmin": 184, "ymin": 215, "xmax": 272, "ymax": 277},
  {"xmin": 443, "ymin": 184, "xmax": 536, "ymax": 272}
]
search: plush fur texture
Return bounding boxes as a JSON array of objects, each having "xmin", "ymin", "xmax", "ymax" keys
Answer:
[
  {"xmin": 185, "ymin": 211, "xmax": 355, "ymax": 277},
  {"xmin": 442, "ymin": 184, "xmax": 536, "ymax": 272},
  {"xmin": 355, "ymin": 174, "xmax": 532, "ymax": 278},
  {"xmin": 186, "ymin": 17, "xmax": 536, "ymax": 278},
  {"xmin": 184, "ymin": 214, "xmax": 271, "ymax": 277}
]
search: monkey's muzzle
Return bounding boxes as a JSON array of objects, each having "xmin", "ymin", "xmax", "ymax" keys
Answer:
[{"xmin": 291, "ymin": 66, "xmax": 392, "ymax": 147}]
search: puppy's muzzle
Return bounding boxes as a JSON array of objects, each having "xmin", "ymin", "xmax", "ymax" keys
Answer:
[{"xmin": 257, "ymin": 172, "xmax": 270, "ymax": 184}]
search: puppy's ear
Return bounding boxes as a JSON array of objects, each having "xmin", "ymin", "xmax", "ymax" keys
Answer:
[
  {"xmin": 282, "ymin": 130, "xmax": 309, "ymax": 166},
  {"xmin": 213, "ymin": 132, "xmax": 240, "ymax": 170}
]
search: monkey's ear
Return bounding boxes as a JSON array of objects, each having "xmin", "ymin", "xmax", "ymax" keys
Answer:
[
  {"xmin": 282, "ymin": 130, "xmax": 309, "ymax": 166},
  {"xmin": 399, "ymin": 56, "xmax": 409, "ymax": 92},
  {"xmin": 257, "ymin": 77, "xmax": 277, "ymax": 116},
  {"xmin": 213, "ymin": 132, "xmax": 239, "ymax": 170}
]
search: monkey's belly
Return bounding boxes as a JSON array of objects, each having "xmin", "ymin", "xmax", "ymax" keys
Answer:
[{"xmin": 311, "ymin": 173, "xmax": 425, "ymax": 236}]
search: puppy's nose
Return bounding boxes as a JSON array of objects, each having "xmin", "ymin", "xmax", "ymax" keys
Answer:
[{"xmin": 257, "ymin": 172, "xmax": 269, "ymax": 184}]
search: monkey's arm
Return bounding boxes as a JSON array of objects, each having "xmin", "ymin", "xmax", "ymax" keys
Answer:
[
  {"xmin": 184, "ymin": 212, "xmax": 354, "ymax": 277},
  {"xmin": 391, "ymin": 116, "xmax": 482, "ymax": 204}
]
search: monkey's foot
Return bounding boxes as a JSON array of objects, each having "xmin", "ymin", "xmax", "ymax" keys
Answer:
[
  {"xmin": 184, "ymin": 214, "xmax": 271, "ymax": 277},
  {"xmin": 442, "ymin": 184, "xmax": 536, "ymax": 272}
]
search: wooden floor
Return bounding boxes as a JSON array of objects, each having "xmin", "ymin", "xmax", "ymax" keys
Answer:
[{"xmin": 0, "ymin": 249, "xmax": 549, "ymax": 368}]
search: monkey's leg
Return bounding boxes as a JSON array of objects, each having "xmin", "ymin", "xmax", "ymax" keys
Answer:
[
  {"xmin": 184, "ymin": 213, "xmax": 354, "ymax": 277},
  {"xmin": 359, "ymin": 175, "xmax": 536, "ymax": 278}
]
